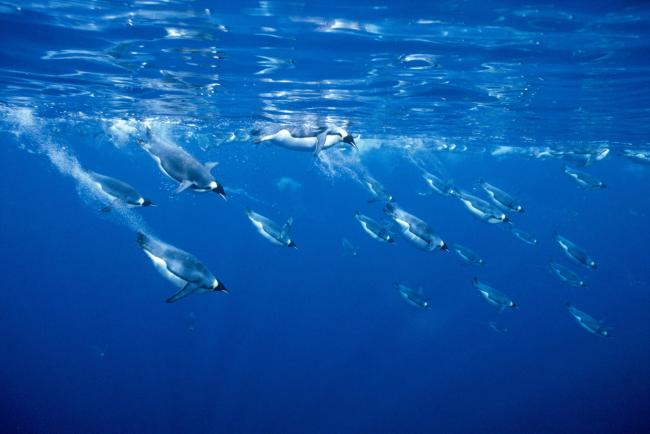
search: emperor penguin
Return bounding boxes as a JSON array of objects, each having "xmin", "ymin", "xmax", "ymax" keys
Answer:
[
  {"xmin": 138, "ymin": 129, "xmax": 226, "ymax": 199},
  {"xmin": 246, "ymin": 209, "xmax": 297, "ymax": 248},
  {"xmin": 88, "ymin": 171, "xmax": 155, "ymax": 210},
  {"xmin": 137, "ymin": 232, "xmax": 227, "ymax": 303},
  {"xmin": 253, "ymin": 125, "xmax": 356, "ymax": 154}
]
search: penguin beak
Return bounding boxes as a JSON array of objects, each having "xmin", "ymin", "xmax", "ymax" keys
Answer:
[
  {"xmin": 343, "ymin": 135, "xmax": 357, "ymax": 149},
  {"xmin": 213, "ymin": 184, "xmax": 227, "ymax": 201}
]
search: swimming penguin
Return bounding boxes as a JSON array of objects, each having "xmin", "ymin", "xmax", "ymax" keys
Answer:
[
  {"xmin": 246, "ymin": 208, "xmax": 296, "ymax": 248},
  {"xmin": 253, "ymin": 125, "xmax": 356, "ymax": 154},
  {"xmin": 488, "ymin": 321, "xmax": 508, "ymax": 333},
  {"xmin": 451, "ymin": 190, "xmax": 509, "ymax": 224},
  {"xmin": 549, "ymin": 261, "xmax": 586, "ymax": 288},
  {"xmin": 621, "ymin": 149, "xmax": 650, "ymax": 165},
  {"xmin": 395, "ymin": 283, "xmax": 430, "ymax": 309},
  {"xmin": 566, "ymin": 303, "xmax": 611, "ymax": 337},
  {"xmin": 510, "ymin": 226, "xmax": 538, "ymax": 245},
  {"xmin": 479, "ymin": 180, "xmax": 524, "ymax": 213},
  {"xmin": 341, "ymin": 237, "xmax": 359, "ymax": 257},
  {"xmin": 138, "ymin": 129, "xmax": 226, "ymax": 198},
  {"xmin": 136, "ymin": 232, "xmax": 227, "ymax": 303},
  {"xmin": 363, "ymin": 174, "xmax": 393, "ymax": 203},
  {"xmin": 88, "ymin": 171, "xmax": 155, "ymax": 210},
  {"xmin": 421, "ymin": 170, "xmax": 454, "ymax": 196},
  {"xmin": 472, "ymin": 277, "xmax": 517, "ymax": 311},
  {"xmin": 450, "ymin": 243, "xmax": 485, "ymax": 265},
  {"xmin": 384, "ymin": 203, "xmax": 447, "ymax": 251},
  {"xmin": 354, "ymin": 211, "xmax": 394, "ymax": 243},
  {"xmin": 563, "ymin": 166, "xmax": 606, "ymax": 190},
  {"xmin": 554, "ymin": 233, "xmax": 597, "ymax": 269}
]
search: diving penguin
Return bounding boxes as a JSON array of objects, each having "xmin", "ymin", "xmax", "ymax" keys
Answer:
[
  {"xmin": 479, "ymin": 179, "xmax": 524, "ymax": 213},
  {"xmin": 450, "ymin": 243, "xmax": 485, "ymax": 265},
  {"xmin": 246, "ymin": 209, "xmax": 297, "ymax": 248},
  {"xmin": 138, "ymin": 129, "xmax": 226, "ymax": 198},
  {"xmin": 253, "ymin": 125, "xmax": 357, "ymax": 155},
  {"xmin": 395, "ymin": 283, "xmax": 430, "ymax": 309},
  {"xmin": 554, "ymin": 233, "xmax": 597, "ymax": 269},
  {"xmin": 384, "ymin": 203, "xmax": 447, "ymax": 251},
  {"xmin": 473, "ymin": 277, "xmax": 517, "ymax": 311},
  {"xmin": 137, "ymin": 232, "xmax": 228, "ymax": 303},
  {"xmin": 549, "ymin": 261, "xmax": 585, "ymax": 288},
  {"xmin": 451, "ymin": 190, "xmax": 510, "ymax": 224},
  {"xmin": 88, "ymin": 171, "xmax": 155, "ymax": 210},
  {"xmin": 354, "ymin": 211, "xmax": 394, "ymax": 244},
  {"xmin": 566, "ymin": 303, "xmax": 611, "ymax": 337},
  {"xmin": 563, "ymin": 166, "xmax": 606, "ymax": 190}
]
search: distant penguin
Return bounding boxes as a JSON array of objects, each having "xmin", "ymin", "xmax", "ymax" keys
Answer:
[
  {"xmin": 246, "ymin": 209, "xmax": 296, "ymax": 248},
  {"xmin": 510, "ymin": 226, "xmax": 538, "ymax": 245},
  {"xmin": 253, "ymin": 125, "xmax": 356, "ymax": 154},
  {"xmin": 341, "ymin": 237, "xmax": 359, "ymax": 257},
  {"xmin": 354, "ymin": 211, "xmax": 394, "ymax": 244},
  {"xmin": 554, "ymin": 233, "xmax": 597, "ymax": 269},
  {"xmin": 395, "ymin": 283, "xmax": 430, "ymax": 309},
  {"xmin": 88, "ymin": 171, "xmax": 155, "ymax": 210},
  {"xmin": 566, "ymin": 303, "xmax": 611, "ymax": 337},
  {"xmin": 450, "ymin": 243, "xmax": 485, "ymax": 265},
  {"xmin": 549, "ymin": 261, "xmax": 585, "ymax": 288},
  {"xmin": 421, "ymin": 170, "xmax": 454, "ymax": 196},
  {"xmin": 473, "ymin": 277, "xmax": 517, "ymax": 311},
  {"xmin": 621, "ymin": 149, "xmax": 650, "ymax": 165},
  {"xmin": 451, "ymin": 190, "xmax": 509, "ymax": 224},
  {"xmin": 137, "ymin": 232, "xmax": 227, "ymax": 303},
  {"xmin": 479, "ymin": 180, "xmax": 524, "ymax": 213},
  {"xmin": 563, "ymin": 166, "xmax": 606, "ymax": 190},
  {"xmin": 363, "ymin": 174, "xmax": 393, "ymax": 203},
  {"xmin": 138, "ymin": 129, "xmax": 226, "ymax": 199},
  {"xmin": 384, "ymin": 203, "xmax": 447, "ymax": 251}
]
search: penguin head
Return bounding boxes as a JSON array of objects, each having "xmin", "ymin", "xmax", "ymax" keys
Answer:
[
  {"xmin": 142, "ymin": 198, "xmax": 155, "ymax": 207},
  {"xmin": 386, "ymin": 235, "xmax": 395, "ymax": 243},
  {"xmin": 342, "ymin": 133, "xmax": 357, "ymax": 149},
  {"xmin": 516, "ymin": 205, "xmax": 524, "ymax": 213},
  {"xmin": 439, "ymin": 241, "xmax": 449, "ymax": 251},
  {"xmin": 500, "ymin": 214, "xmax": 509, "ymax": 223},
  {"xmin": 509, "ymin": 301, "xmax": 518, "ymax": 309},
  {"xmin": 287, "ymin": 239, "xmax": 297, "ymax": 249},
  {"xmin": 210, "ymin": 181, "xmax": 227, "ymax": 200},
  {"xmin": 589, "ymin": 260, "xmax": 597, "ymax": 269},
  {"xmin": 213, "ymin": 279, "xmax": 227, "ymax": 293}
]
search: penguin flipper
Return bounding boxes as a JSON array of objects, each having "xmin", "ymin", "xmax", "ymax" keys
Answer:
[
  {"xmin": 100, "ymin": 204, "xmax": 113, "ymax": 213},
  {"xmin": 175, "ymin": 180, "xmax": 193, "ymax": 194},
  {"xmin": 281, "ymin": 217, "xmax": 293, "ymax": 237},
  {"xmin": 314, "ymin": 128, "xmax": 331, "ymax": 155},
  {"xmin": 205, "ymin": 161, "xmax": 219, "ymax": 171},
  {"xmin": 166, "ymin": 283, "xmax": 198, "ymax": 304}
]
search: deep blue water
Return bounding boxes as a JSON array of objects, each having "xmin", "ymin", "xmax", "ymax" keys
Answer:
[{"xmin": 1, "ymin": 1, "xmax": 649, "ymax": 433}]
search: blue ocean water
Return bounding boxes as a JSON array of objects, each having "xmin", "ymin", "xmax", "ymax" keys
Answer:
[{"xmin": 1, "ymin": 1, "xmax": 649, "ymax": 433}]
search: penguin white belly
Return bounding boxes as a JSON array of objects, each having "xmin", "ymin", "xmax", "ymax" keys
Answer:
[
  {"xmin": 249, "ymin": 216, "xmax": 284, "ymax": 245},
  {"xmin": 359, "ymin": 221, "xmax": 383, "ymax": 242},
  {"xmin": 461, "ymin": 199, "xmax": 487, "ymax": 219},
  {"xmin": 143, "ymin": 250, "xmax": 186, "ymax": 288}
]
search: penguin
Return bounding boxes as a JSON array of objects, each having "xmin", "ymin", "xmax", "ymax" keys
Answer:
[
  {"xmin": 488, "ymin": 321, "xmax": 508, "ymax": 333},
  {"xmin": 421, "ymin": 170, "xmax": 454, "ymax": 196},
  {"xmin": 88, "ymin": 171, "xmax": 155, "ymax": 210},
  {"xmin": 395, "ymin": 283, "xmax": 430, "ymax": 309},
  {"xmin": 246, "ymin": 209, "xmax": 296, "ymax": 248},
  {"xmin": 451, "ymin": 190, "xmax": 509, "ymax": 224},
  {"xmin": 621, "ymin": 149, "xmax": 650, "ymax": 165},
  {"xmin": 384, "ymin": 203, "xmax": 447, "ymax": 251},
  {"xmin": 472, "ymin": 277, "xmax": 517, "ymax": 311},
  {"xmin": 354, "ymin": 211, "xmax": 394, "ymax": 244},
  {"xmin": 479, "ymin": 180, "xmax": 524, "ymax": 213},
  {"xmin": 510, "ymin": 226, "xmax": 538, "ymax": 245},
  {"xmin": 138, "ymin": 129, "xmax": 226, "ymax": 199},
  {"xmin": 450, "ymin": 243, "xmax": 485, "ymax": 265},
  {"xmin": 341, "ymin": 237, "xmax": 359, "ymax": 257},
  {"xmin": 253, "ymin": 125, "xmax": 356, "ymax": 154},
  {"xmin": 566, "ymin": 303, "xmax": 611, "ymax": 337},
  {"xmin": 136, "ymin": 232, "xmax": 227, "ymax": 303},
  {"xmin": 563, "ymin": 166, "xmax": 606, "ymax": 190},
  {"xmin": 363, "ymin": 174, "xmax": 393, "ymax": 203},
  {"xmin": 549, "ymin": 261, "xmax": 586, "ymax": 288},
  {"xmin": 554, "ymin": 233, "xmax": 597, "ymax": 269}
]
